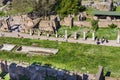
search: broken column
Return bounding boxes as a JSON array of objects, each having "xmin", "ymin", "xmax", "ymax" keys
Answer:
[
  {"xmin": 83, "ymin": 31, "xmax": 86, "ymax": 40},
  {"xmin": 38, "ymin": 30, "xmax": 41, "ymax": 36},
  {"xmin": 92, "ymin": 31, "xmax": 95, "ymax": 41},
  {"xmin": 65, "ymin": 30, "xmax": 68, "ymax": 40},
  {"xmin": 55, "ymin": 31, "xmax": 58, "ymax": 38},
  {"xmin": 117, "ymin": 30, "xmax": 120, "ymax": 43},
  {"xmin": 30, "ymin": 29, "xmax": 32, "ymax": 36}
]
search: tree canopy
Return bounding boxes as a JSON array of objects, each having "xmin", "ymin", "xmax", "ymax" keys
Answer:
[
  {"xmin": 12, "ymin": 0, "xmax": 33, "ymax": 13},
  {"xmin": 55, "ymin": 0, "xmax": 86, "ymax": 16},
  {"xmin": 6, "ymin": 0, "xmax": 86, "ymax": 16}
]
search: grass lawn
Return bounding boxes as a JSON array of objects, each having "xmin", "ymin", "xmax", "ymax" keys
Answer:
[
  {"xmin": 116, "ymin": 6, "xmax": 120, "ymax": 12},
  {"xmin": 58, "ymin": 26, "xmax": 119, "ymax": 40},
  {"xmin": 0, "ymin": 37, "xmax": 120, "ymax": 77},
  {"xmin": 95, "ymin": 28, "xmax": 119, "ymax": 40}
]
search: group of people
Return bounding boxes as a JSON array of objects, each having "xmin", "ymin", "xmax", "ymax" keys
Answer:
[{"xmin": 96, "ymin": 37, "xmax": 109, "ymax": 45}]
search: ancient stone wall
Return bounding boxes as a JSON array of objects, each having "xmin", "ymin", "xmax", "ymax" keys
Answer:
[
  {"xmin": 8, "ymin": 63, "xmax": 84, "ymax": 80},
  {"xmin": 61, "ymin": 17, "xmax": 73, "ymax": 28},
  {"xmin": 39, "ymin": 16, "xmax": 59, "ymax": 32},
  {"xmin": 96, "ymin": 2, "xmax": 112, "ymax": 11},
  {"xmin": 74, "ymin": 21, "xmax": 91, "ymax": 27},
  {"xmin": 82, "ymin": 0, "xmax": 113, "ymax": 11}
]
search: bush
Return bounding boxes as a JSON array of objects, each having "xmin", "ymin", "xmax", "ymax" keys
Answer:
[
  {"xmin": 4, "ymin": 73, "xmax": 10, "ymax": 80},
  {"xmin": 108, "ymin": 23, "xmax": 117, "ymax": 29},
  {"xmin": 91, "ymin": 20, "xmax": 99, "ymax": 31},
  {"xmin": 0, "ymin": 11, "xmax": 5, "ymax": 16}
]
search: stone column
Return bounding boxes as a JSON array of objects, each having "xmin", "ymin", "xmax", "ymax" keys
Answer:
[
  {"xmin": 47, "ymin": 33, "xmax": 49, "ymax": 37},
  {"xmin": 117, "ymin": 31, "xmax": 120, "ymax": 43},
  {"xmin": 92, "ymin": 31, "xmax": 95, "ymax": 41},
  {"xmin": 55, "ymin": 31, "xmax": 58, "ymax": 38},
  {"xmin": 65, "ymin": 30, "xmax": 68, "ymax": 40},
  {"xmin": 38, "ymin": 30, "xmax": 40, "ymax": 36},
  {"xmin": 30, "ymin": 29, "xmax": 32, "ymax": 36},
  {"xmin": 74, "ymin": 32, "xmax": 77, "ymax": 40},
  {"xmin": 83, "ymin": 31, "xmax": 86, "ymax": 40}
]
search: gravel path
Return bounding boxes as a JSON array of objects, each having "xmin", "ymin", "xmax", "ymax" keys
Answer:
[{"xmin": 0, "ymin": 31, "xmax": 120, "ymax": 47}]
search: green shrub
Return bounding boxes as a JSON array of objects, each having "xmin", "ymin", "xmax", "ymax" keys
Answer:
[
  {"xmin": 4, "ymin": 73, "xmax": 10, "ymax": 80},
  {"xmin": 108, "ymin": 23, "xmax": 117, "ymax": 29},
  {"xmin": 0, "ymin": 11, "xmax": 5, "ymax": 16},
  {"xmin": 91, "ymin": 20, "xmax": 99, "ymax": 31}
]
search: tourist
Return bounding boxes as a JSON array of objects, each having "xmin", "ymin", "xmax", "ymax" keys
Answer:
[
  {"xmin": 106, "ymin": 39, "xmax": 109, "ymax": 43},
  {"xmin": 101, "ymin": 37, "xmax": 105, "ymax": 44},
  {"xmin": 96, "ymin": 38, "xmax": 100, "ymax": 45}
]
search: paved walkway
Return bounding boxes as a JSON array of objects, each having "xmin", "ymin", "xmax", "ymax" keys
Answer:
[{"xmin": 0, "ymin": 31, "xmax": 120, "ymax": 47}]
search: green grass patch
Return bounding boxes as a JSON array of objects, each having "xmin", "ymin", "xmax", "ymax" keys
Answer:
[
  {"xmin": 0, "ymin": 11, "xmax": 5, "ymax": 16},
  {"xmin": 58, "ymin": 26, "xmax": 81, "ymax": 36},
  {"xmin": 58, "ymin": 26, "xmax": 119, "ymax": 40},
  {"xmin": 0, "ymin": 37, "xmax": 120, "ymax": 77},
  {"xmin": 116, "ymin": 6, "xmax": 120, "ymax": 12},
  {"xmin": 95, "ymin": 28, "xmax": 119, "ymax": 40}
]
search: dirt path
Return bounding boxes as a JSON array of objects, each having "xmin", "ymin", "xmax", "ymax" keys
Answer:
[{"xmin": 0, "ymin": 31, "xmax": 120, "ymax": 47}]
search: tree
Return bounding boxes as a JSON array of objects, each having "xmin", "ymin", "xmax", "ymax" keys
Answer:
[
  {"xmin": 91, "ymin": 20, "xmax": 99, "ymax": 32},
  {"xmin": 12, "ymin": 0, "xmax": 33, "ymax": 13},
  {"xmin": 56, "ymin": 0, "xmax": 86, "ymax": 16},
  {"xmin": 33, "ymin": 0, "xmax": 57, "ymax": 16},
  {"xmin": 33, "ymin": 0, "xmax": 86, "ymax": 16}
]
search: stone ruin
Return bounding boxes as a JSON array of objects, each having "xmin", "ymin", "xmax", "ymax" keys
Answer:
[
  {"xmin": 0, "ymin": 0, "xmax": 13, "ymax": 13},
  {"xmin": 61, "ymin": 15, "xmax": 74, "ymax": 28},
  {"xmin": 0, "ymin": 61, "xmax": 119, "ymax": 80},
  {"xmin": 0, "ymin": 60, "xmax": 8, "ymax": 74},
  {"xmin": 0, "ymin": 15, "xmax": 40, "ymax": 32},
  {"xmin": 82, "ymin": 0, "xmax": 113, "ymax": 11},
  {"xmin": 0, "ymin": 18, "xmax": 9, "ymax": 31},
  {"xmin": 0, "ymin": 15, "xmax": 60, "ymax": 34},
  {"xmin": 96, "ymin": 0, "xmax": 113, "ymax": 11},
  {"xmin": 0, "ymin": 44, "xmax": 16, "ymax": 51},
  {"xmin": 0, "ymin": 0, "xmax": 12, "ymax": 6},
  {"xmin": 8, "ymin": 63, "xmax": 83, "ymax": 80},
  {"xmin": 39, "ymin": 15, "xmax": 60, "ymax": 33},
  {"xmin": 77, "ymin": 12, "xmax": 87, "ymax": 21},
  {"xmin": 16, "ymin": 46, "xmax": 59, "ymax": 55}
]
